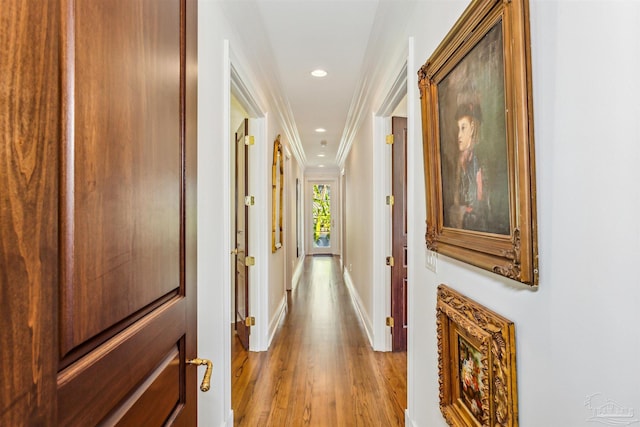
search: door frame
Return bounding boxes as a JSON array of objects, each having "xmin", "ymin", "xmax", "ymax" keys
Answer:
[
  {"xmin": 228, "ymin": 48, "xmax": 270, "ymax": 353},
  {"xmin": 208, "ymin": 40, "xmax": 270, "ymax": 424},
  {"xmin": 306, "ymin": 177, "xmax": 341, "ymax": 256},
  {"xmin": 372, "ymin": 60, "xmax": 409, "ymax": 352}
]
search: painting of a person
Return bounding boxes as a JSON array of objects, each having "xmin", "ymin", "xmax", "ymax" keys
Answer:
[
  {"xmin": 448, "ymin": 103, "xmax": 488, "ymax": 231},
  {"xmin": 438, "ymin": 22, "xmax": 511, "ymax": 236}
]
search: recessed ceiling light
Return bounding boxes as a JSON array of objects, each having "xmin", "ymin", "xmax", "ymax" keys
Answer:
[
  {"xmin": 317, "ymin": 154, "xmax": 326, "ymax": 157},
  {"xmin": 318, "ymin": 165, "xmax": 325, "ymax": 168},
  {"xmin": 311, "ymin": 69, "xmax": 328, "ymax": 78},
  {"xmin": 315, "ymin": 128, "xmax": 326, "ymax": 133}
]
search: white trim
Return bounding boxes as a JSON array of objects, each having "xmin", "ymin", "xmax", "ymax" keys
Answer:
[
  {"xmin": 248, "ymin": 116, "xmax": 269, "ymax": 352},
  {"xmin": 406, "ymin": 36, "xmax": 417, "ymax": 424},
  {"xmin": 343, "ymin": 269, "xmax": 374, "ymax": 347},
  {"xmin": 221, "ymin": 410, "xmax": 234, "ymax": 427},
  {"xmin": 221, "ymin": 39, "xmax": 233, "ymax": 427},
  {"xmin": 376, "ymin": 62, "xmax": 408, "ymax": 117},
  {"xmin": 268, "ymin": 295, "xmax": 287, "ymax": 347},
  {"xmin": 228, "ymin": 46, "xmax": 270, "ymax": 354},
  {"xmin": 405, "ymin": 409, "xmax": 417, "ymax": 427},
  {"xmin": 371, "ymin": 59, "xmax": 408, "ymax": 352},
  {"xmin": 372, "ymin": 114, "xmax": 392, "ymax": 352},
  {"xmin": 230, "ymin": 64, "xmax": 262, "ymax": 118}
]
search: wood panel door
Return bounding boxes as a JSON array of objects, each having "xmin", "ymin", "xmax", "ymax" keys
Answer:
[
  {"xmin": 235, "ymin": 119, "xmax": 250, "ymax": 350},
  {"xmin": 0, "ymin": 0, "xmax": 198, "ymax": 425},
  {"xmin": 391, "ymin": 116, "xmax": 408, "ymax": 352}
]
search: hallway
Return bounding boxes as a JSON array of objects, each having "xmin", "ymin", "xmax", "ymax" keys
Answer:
[{"xmin": 232, "ymin": 255, "xmax": 407, "ymax": 426}]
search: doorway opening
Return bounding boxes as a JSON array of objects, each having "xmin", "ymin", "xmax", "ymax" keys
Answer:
[
  {"xmin": 307, "ymin": 178, "xmax": 340, "ymax": 256},
  {"xmin": 312, "ymin": 183, "xmax": 332, "ymax": 249}
]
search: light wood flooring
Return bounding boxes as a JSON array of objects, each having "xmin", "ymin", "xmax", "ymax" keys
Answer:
[{"xmin": 232, "ymin": 255, "xmax": 407, "ymax": 426}]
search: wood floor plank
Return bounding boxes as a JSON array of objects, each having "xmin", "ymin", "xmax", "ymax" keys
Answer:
[{"xmin": 232, "ymin": 255, "xmax": 407, "ymax": 426}]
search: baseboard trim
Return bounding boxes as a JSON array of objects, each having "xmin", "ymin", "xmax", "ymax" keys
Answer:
[
  {"xmin": 268, "ymin": 294, "xmax": 287, "ymax": 347},
  {"xmin": 220, "ymin": 409, "xmax": 233, "ymax": 427},
  {"xmin": 343, "ymin": 269, "xmax": 374, "ymax": 347},
  {"xmin": 405, "ymin": 409, "xmax": 416, "ymax": 427}
]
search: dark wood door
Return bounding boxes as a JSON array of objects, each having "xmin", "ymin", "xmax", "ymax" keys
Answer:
[
  {"xmin": 235, "ymin": 120, "xmax": 250, "ymax": 350},
  {"xmin": 0, "ymin": 0, "xmax": 198, "ymax": 425},
  {"xmin": 391, "ymin": 116, "xmax": 408, "ymax": 352}
]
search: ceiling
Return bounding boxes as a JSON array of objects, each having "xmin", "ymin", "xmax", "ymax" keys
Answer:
[{"xmin": 223, "ymin": 0, "xmax": 417, "ymax": 170}]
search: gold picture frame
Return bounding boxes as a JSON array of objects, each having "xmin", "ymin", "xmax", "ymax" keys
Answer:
[
  {"xmin": 272, "ymin": 135, "xmax": 283, "ymax": 252},
  {"xmin": 437, "ymin": 284, "xmax": 518, "ymax": 427},
  {"xmin": 418, "ymin": 0, "xmax": 538, "ymax": 285}
]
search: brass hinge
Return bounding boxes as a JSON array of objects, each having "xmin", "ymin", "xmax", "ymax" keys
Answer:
[
  {"xmin": 245, "ymin": 316, "xmax": 255, "ymax": 327},
  {"xmin": 386, "ymin": 316, "xmax": 394, "ymax": 327},
  {"xmin": 386, "ymin": 256, "xmax": 395, "ymax": 267},
  {"xmin": 245, "ymin": 256, "xmax": 255, "ymax": 266},
  {"xmin": 245, "ymin": 195, "xmax": 255, "ymax": 206},
  {"xmin": 244, "ymin": 135, "xmax": 255, "ymax": 146},
  {"xmin": 386, "ymin": 134, "xmax": 394, "ymax": 145},
  {"xmin": 386, "ymin": 195, "xmax": 395, "ymax": 206}
]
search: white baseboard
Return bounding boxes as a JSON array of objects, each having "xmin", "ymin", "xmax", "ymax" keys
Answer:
[
  {"xmin": 343, "ymin": 269, "xmax": 374, "ymax": 347},
  {"xmin": 220, "ymin": 410, "xmax": 233, "ymax": 427},
  {"xmin": 268, "ymin": 294, "xmax": 287, "ymax": 347},
  {"xmin": 405, "ymin": 409, "xmax": 416, "ymax": 427}
]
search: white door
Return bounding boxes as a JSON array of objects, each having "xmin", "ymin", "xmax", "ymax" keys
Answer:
[{"xmin": 307, "ymin": 180, "xmax": 339, "ymax": 255}]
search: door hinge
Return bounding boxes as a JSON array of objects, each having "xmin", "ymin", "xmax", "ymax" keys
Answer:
[
  {"xmin": 245, "ymin": 316, "xmax": 256, "ymax": 327},
  {"xmin": 386, "ymin": 195, "xmax": 395, "ymax": 206},
  {"xmin": 245, "ymin": 195, "xmax": 255, "ymax": 206},
  {"xmin": 386, "ymin": 134, "xmax": 394, "ymax": 145},
  {"xmin": 386, "ymin": 256, "xmax": 395, "ymax": 267},
  {"xmin": 386, "ymin": 316, "xmax": 395, "ymax": 327},
  {"xmin": 245, "ymin": 256, "xmax": 255, "ymax": 266},
  {"xmin": 244, "ymin": 135, "xmax": 255, "ymax": 146}
]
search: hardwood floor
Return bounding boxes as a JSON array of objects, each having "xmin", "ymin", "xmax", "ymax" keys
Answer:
[{"xmin": 232, "ymin": 255, "xmax": 407, "ymax": 426}]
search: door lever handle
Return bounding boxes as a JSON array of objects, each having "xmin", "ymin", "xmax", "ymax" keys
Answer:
[
  {"xmin": 231, "ymin": 248, "xmax": 239, "ymax": 255},
  {"xmin": 187, "ymin": 358, "xmax": 213, "ymax": 392}
]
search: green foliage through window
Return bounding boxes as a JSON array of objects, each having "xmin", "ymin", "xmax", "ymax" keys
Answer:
[{"xmin": 312, "ymin": 184, "xmax": 331, "ymax": 247}]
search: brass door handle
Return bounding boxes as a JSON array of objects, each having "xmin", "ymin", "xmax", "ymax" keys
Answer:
[
  {"xmin": 187, "ymin": 358, "xmax": 213, "ymax": 392},
  {"xmin": 231, "ymin": 248, "xmax": 239, "ymax": 255}
]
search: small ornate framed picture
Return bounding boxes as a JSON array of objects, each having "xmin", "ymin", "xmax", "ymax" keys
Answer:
[{"xmin": 436, "ymin": 285, "xmax": 518, "ymax": 426}]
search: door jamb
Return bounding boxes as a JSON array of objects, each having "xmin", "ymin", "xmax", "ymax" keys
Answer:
[
  {"xmin": 229, "ymin": 60, "xmax": 269, "ymax": 353},
  {"xmin": 372, "ymin": 60, "xmax": 408, "ymax": 352}
]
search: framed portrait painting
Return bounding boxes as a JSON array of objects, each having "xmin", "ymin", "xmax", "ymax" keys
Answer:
[
  {"xmin": 436, "ymin": 285, "xmax": 518, "ymax": 427},
  {"xmin": 418, "ymin": 0, "xmax": 538, "ymax": 285}
]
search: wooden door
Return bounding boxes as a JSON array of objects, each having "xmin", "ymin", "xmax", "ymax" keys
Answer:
[
  {"xmin": 235, "ymin": 120, "xmax": 250, "ymax": 350},
  {"xmin": 391, "ymin": 116, "xmax": 408, "ymax": 352},
  {"xmin": 0, "ymin": 0, "xmax": 198, "ymax": 425}
]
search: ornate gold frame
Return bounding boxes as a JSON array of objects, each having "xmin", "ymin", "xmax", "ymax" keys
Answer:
[
  {"xmin": 418, "ymin": 0, "xmax": 538, "ymax": 285},
  {"xmin": 272, "ymin": 135, "xmax": 283, "ymax": 252},
  {"xmin": 437, "ymin": 285, "xmax": 518, "ymax": 427}
]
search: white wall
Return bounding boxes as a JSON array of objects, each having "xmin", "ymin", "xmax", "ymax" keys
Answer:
[
  {"xmin": 285, "ymin": 153, "xmax": 304, "ymax": 291},
  {"xmin": 406, "ymin": 1, "xmax": 640, "ymax": 426},
  {"xmin": 198, "ymin": 2, "xmax": 290, "ymax": 424},
  {"xmin": 198, "ymin": 3, "xmax": 232, "ymax": 425},
  {"xmin": 344, "ymin": 127, "xmax": 375, "ymax": 330}
]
